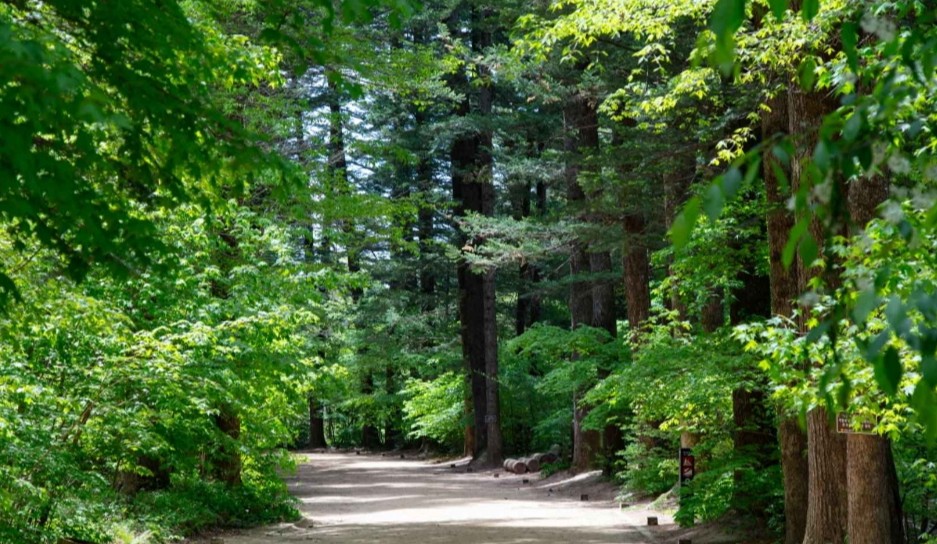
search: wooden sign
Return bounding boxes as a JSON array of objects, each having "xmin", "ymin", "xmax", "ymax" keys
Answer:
[{"xmin": 836, "ymin": 412, "xmax": 877, "ymax": 434}]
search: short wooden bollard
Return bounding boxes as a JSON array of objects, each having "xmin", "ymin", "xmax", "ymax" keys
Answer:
[
  {"xmin": 450, "ymin": 464, "xmax": 456, "ymax": 468},
  {"xmin": 647, "ymin": 516, "xmax": 658, "ymax": 526},
  {"xmin": 580, "ymin": 494, "xmax": 589, "ymax": 501},
  {"xmin": 522, "ymin": 478, "xmax": 530, "ymax": 484}
]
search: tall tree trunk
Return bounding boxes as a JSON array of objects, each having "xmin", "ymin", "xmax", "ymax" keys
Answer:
[
  {"xmin": 565, "ymin": 90, "xmax": 601, "ymax": 472},
  {"xmin": 474, "ymin": 7, "xmax": 502, "ymax": 466},
  {"xmin": 591, "ymin": 250, "xmax": 622, "ymax": 470},
  {"xmin": 845, "ymin": 173, "xmax": 903, "ymax": 543},
  {"xmin": 789, "ymin": 84, "xmax": 849, "ymax": 544},
  {"xmin": 762, "ymin": 92, "xmax": 809, "ymax": 544},
  {"xmin": 416, "ymin": 109, "xmax": 437, "ymax": 304},
  {"xmin": 450, "ymin": 5, "xmax": 500, "ymax": 462}
]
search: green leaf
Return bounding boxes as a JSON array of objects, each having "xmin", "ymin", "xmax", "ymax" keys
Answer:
[
  {"xmin": 709, "ymin": 0, "xmax": 746, "ymax": 73},
  {"xmin": 842, "ymin": 21, "xmax": 859, "ymax": 72},
  {"xmin": 911, "ymin": 381, "xmax": 937, "ymax": 443},
  {"xmin": 670, "ymin": 197, "xmax": 701, "ymax": 249},
  {"xmin": 853, "ymin": 289, "xmax": 878, "ymax": 325},
  {"xmin": 801, "ymin": 0, "xmax": 819, "ymax": 21},
  {"xmin": 783, "ymin": 217, "xmax": 810, "ymax": 268},
  {"xmin": 864, "ymin": 330, "xmax": 890, "ymax": 360},
  {"xmin": 799, "ymin": 232, "xmax": 818, "ymax": 268},
  {"xmin": 806, "ymin": 320, "xmax": 830, "ymax": 344},
  {"xmin": 709, "ymin": 0, "xmax": 746, "ymax": 37},
  {"xmin": 843, "ymin": 111, "xmax": 863, "ymax": 142},
  {"xmin": 768, "ymin": 0, "xmax": 788, "ymax": 20},
  {"xmin": 924, "ymin": 355, "xmax": 937, "ymax": 387},
  {"xmin": 703, "ymin": 183, "xmax": 725, "ymax": 221},
  {"xmin": 798, "ymin": 56, "xmax": 817, "ymax": 90},
  {"xmin": 874, "ymin": 346, "xmax": 902, "ymax": 396}
]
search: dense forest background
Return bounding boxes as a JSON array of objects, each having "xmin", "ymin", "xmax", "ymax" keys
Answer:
[{"xmin": 1, "ymin": 0, "xmax": 936, "ymax": 542}]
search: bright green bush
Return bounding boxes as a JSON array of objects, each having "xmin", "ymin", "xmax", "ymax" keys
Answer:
[{"xmin": 402, "ymin": 372, "xmax": 466, "ymax": 451}]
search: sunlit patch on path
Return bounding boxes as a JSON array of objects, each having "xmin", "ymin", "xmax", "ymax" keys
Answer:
[{"xmin": 190, "ymin": 452, "xmax": 672, "ymax": 544}]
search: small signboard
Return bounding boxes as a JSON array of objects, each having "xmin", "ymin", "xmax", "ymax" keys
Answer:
[
  {"xmin": 679, "ymin": 447, "xmax": 695, "ymax": 485},
  {"xmin": 836, "ymin": 413, "xmax": 877, "ymax": 434}
]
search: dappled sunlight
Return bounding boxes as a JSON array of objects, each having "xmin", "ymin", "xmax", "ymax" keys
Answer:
[{"xmin": 214, "ymin": 453, "xmax": 673, "ymax": 543}]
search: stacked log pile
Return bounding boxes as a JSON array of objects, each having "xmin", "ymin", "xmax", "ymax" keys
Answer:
[{"xmin": 501, "ymin": 445, "xmax": 561, "ymax": 474}]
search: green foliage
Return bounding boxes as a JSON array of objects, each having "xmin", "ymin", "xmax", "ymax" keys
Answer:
[
  {"xmin": 675, "ymin": 0, "xmax": 937, "ymax": 436},
  {"xmin": 402, "ymin": 372, "xmax": 466, "ymax": 451}
]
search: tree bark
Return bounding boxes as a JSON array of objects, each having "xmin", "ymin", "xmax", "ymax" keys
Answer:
[
  {"xmin": 361, "ymin": 373, "xmax": 381, "ymax": 449},
  {"xmin": 780, "ymin": 418, "xmax": 809, "ymax": 544},
  {"xmin": 622, "ymin": 214, "xmax": 650, "ymax": 341},
  {"xmin": 846, "ymin": 171, "xmax": 902, "ymax": 543},
  {"xmin": 663, "ymin": 153, "xmax": 695, "ymax": 320},
  {"xmin": 416, "ymin": 109, "xmax": 437, "ymax": 304},
  {"xmin": 803, "ymin": 407, "xmax": 848, "ymax": 544},
  {"xmin": 450, "ymin": 5, "xmax": 501, "ymax": 462},
  {"xmin": 762, "ymin": 92, "xmax": 809, "ymax": 544},
  {"xmin": 214, "ymin": 405, "xmax": 242, "ymax": 486},
  {"xmin": 789, "ymin": 83, "xmax": 849, "ymax": 544},
  {"xmin": 565, "ymin": 89, "xmax": 601, "ymax": 472},
  {"xmin": 846, "ymin": 434, "xmax": 905, "ymax": 544},
  {"xmin": 309, "ymin": 397, "xmax": 327, "ymax": 449}
]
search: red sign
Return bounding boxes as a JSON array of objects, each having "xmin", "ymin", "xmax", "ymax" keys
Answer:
[{"xmin": 679, "ymin": 448, "xmax": 695, "ymax": 484}]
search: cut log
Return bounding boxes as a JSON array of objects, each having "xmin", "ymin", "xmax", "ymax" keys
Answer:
[
  {"xmin": 540, "ymin": 452, "xmax": 558, "ymax": 464},
  {"xmin": 509, "ymin": 459, "xmax": 528, "ymax": 474},
  {"xmin": 523, "ymin": 456, "xmax": 540, "ymax": 473}
]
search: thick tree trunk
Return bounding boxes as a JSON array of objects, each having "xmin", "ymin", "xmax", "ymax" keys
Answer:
[
  {"xmin": 214, "ymin": 406, "xmax": 242, "ymax": 486},
  {"xmin": 846, "ymin": 172, "xmax": 902, "ymax": 543},
  {"xmin": 622, "ymin": 214, "xmax": 650, "ymax": 340},
  {"xmin": 803, "ymin": 407, "xmax": 847, "ymax": 544},
  {"xmin": 591, "ymin": 250, "xmax": 622, "ymax": 469},
  {"xmin": 590, "ymin": 252, "xmax": 616, "ymax": 336},
  {"xmin": 565, "ymin": 90, "xmax": 601, "ymax": 472},
  {"xmin": 450, "ymin": 6, "xmax": 500, "ymax": 461},
  {"xmin": 789, "ymin": 83, "xmax": 849, "ymax": 544},
  {"xmin": 846, "ymin": 434, "xmax": 905, "ymax": 544},
  {"xmin": 474, "ymin": 8, "xmax": 501, "ymax": 466},
  {"xmin": 762, "ymin": 93, "xmax": 809, "ymax": 544},
  {"xmin": 780, "ymin": 418, "xmax": 809, "ymax": 544},
  {"xmin": 309, "ymin": 397, "xmax": 327, "ymax": 449}
]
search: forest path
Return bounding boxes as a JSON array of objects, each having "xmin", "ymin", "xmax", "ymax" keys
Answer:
[{"xmin": 195, "ymin": 452, "xmax": 672, "ymax": 544}]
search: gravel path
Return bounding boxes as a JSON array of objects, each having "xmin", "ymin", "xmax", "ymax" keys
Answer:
[{"xmin": 190, "ymin": 452, "xmax": 671, "ymax": 544}]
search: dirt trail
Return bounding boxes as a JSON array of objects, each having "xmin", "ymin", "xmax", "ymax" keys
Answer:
[{"xmin": 189, "ymin": 452, "xmax": 677, "ymax": 544}]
